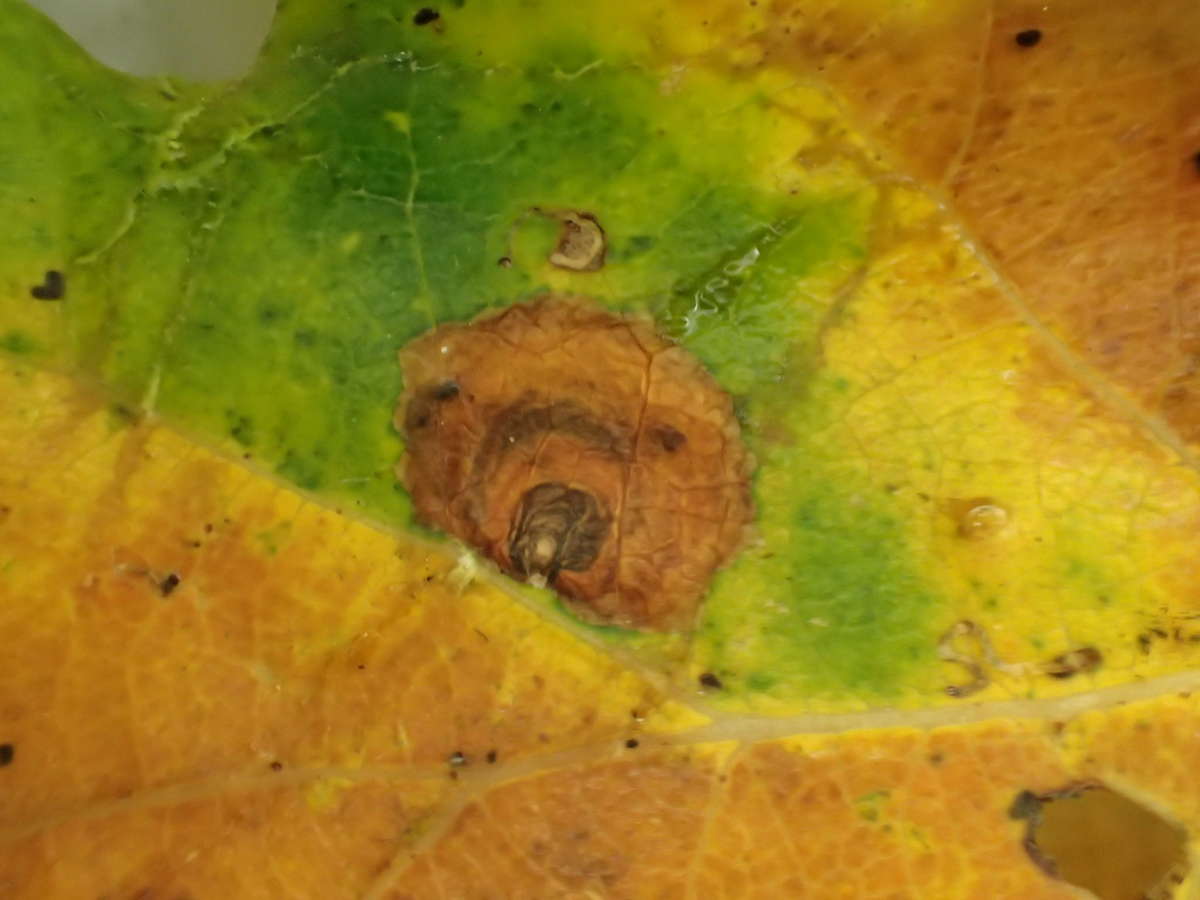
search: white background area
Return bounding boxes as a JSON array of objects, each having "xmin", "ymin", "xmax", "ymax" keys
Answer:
[{"xmin": 25, "ymin": 0, "xmax": 276, "ymax": 80}]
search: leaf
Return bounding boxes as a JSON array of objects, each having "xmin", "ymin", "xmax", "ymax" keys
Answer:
[{"xmin": 2, "ymin": 0, "xmax": 1200, "ymax": 896}]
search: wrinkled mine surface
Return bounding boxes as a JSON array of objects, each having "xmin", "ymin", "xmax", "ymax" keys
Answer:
[{"xmin": 396, "ymin": 298, "xmax": 754, "ymax": 630}]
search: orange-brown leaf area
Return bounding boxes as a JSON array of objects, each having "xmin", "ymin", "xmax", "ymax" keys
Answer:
[
  {"xmin": 754, "ymin": 0, "xmax": 1200, "ymax": 447},
  {"xmin": 398, "ymin": 298, "xmax": 753, "ymax": 632},
  {"xmin": 4, "ymin": 361, "xmax": 1200, "ymax": 898}
]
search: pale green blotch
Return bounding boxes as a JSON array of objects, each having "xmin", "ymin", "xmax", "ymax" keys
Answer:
[{"xmin": 693, "ymin": 374, "xmax": 944, "ymax": 705}]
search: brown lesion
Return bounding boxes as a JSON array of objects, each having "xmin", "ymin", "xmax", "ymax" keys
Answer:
[
  {"xmin": 1009, "ymin": 782, "xmax": 1190, "ymax": 899},
  {"xmin": 395, "ymin": 296, "xmax": 754, "ymax": 630}
]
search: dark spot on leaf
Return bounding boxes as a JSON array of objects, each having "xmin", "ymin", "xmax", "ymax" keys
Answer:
[
  {"xmin": 1015, "ymin": 29, "xmax": 1042, "ymax": 48},
  {"xmin": 230, "ymin": 415, "xmax": 254, "ymax": 446},
  {"xmin": 30, "ymin": 270, "xmax": 65, "ymax": 301},
  {"xmin": 413, "ymin": 7, "xmax": 440, "ymax": 25},
  {"xmin": 0, "ymin": 744, "xmax": 12, "ymax": 767},
  {"xmin": 1009, "ymin": 789, "xmax": 1041, "ymax": 821},
  {"xmin": 625, "ymin": 234, "xmax": 655, "ymax": 258},
  {"xmin": 699, "ymin": 672, "xmax": 723, "ymax": 690},
  {"xmin": 652, "ymin": 424, "xmax": 687, "ymax": 453},
  {"xmin": 1192, "ymin": 150, "xmax": 1200, "ymax": 176},
  {"xmin": 486, "ymin": 750, "xmax": 497, "ymax": 764},
  {"xmin": 624, "ymin": 739, "xmax": 639, "ymax": 749},
  {"xmin": 497, "ymin": 256, "xmax": 513, "ymax": 268},
  {"xmin": 159, "ymin": 573, "xmax": 181, "ymax": 597},
  {"xmin": 111, "ymin": 403, "xmax": 140, "ymax": 424},
  {"xmin": 270, "ymin": 760, "xmax": 283, "ymax": 772},
  {"xmin": 434, "ymin": 381, "xmax": 460, "ymax": 400}
]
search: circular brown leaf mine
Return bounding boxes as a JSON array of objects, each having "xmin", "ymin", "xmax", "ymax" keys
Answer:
[{"xmin": 395, "ymin": 297, "xmax": 754, "ymax": 631}]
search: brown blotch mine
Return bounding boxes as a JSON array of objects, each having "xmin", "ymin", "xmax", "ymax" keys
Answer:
[
  {"xmin": 1010, "ymin": 783, "xmax": 1189, "ymax": 900},
  {"xmin": 395, "ymin": 296, "xmax": 754, "ymax": 630}
]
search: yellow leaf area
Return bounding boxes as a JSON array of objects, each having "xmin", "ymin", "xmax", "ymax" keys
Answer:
[
  {"xmin": 4, "ymin": 1, "xmax": 1200, "ymax": 898},
  {"xmin": 4, "ymin": 360, "xmax": 1200, "ymax": 899}
]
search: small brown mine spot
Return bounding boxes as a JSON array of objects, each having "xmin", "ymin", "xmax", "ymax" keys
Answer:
[
  {"xmin": 947, "ymin": 497, "xmax": 1009, "ymax": 540},
  {"xmin": 549, "ymin": 213, "xmax": 606, "ymax": 272},
  {"xmin": 509, "ymin": 482, "xmax": 610, "ymax": 584},
  {"xmin": 30, "ymin": 270, "xmax": 65, "ymax": 301},
  {"xmin": 395, "ymin": 296, "xmax": 754, "ymax": 630},
  {"xmin": 1011, "ymin": 783, "xmax": 1189, "ymax": 900},
  {"xmin": 1042, "ymin": 646, "xmax": 1102, "ymax": 679},
  {"xmin": 0, "ymin": 743, "xmax": 12, "ymax": 767},
  {"xmin": 413, "ymin": 7, "xmax": 440, "ymax": 25}
]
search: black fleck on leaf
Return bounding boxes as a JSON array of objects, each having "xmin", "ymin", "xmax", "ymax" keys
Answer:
[
  {"xmin": 30, "ymin": 269, "xmax": 65, "ymax": 301},
  {"xmin": 1015, "ymin": 29, "xmax": 1042, "ymax": 48}
]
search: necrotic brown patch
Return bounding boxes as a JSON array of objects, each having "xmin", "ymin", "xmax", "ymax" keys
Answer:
[{"xmin": 395, "ymin": 297, "xmax": 754, "ymax": 630}]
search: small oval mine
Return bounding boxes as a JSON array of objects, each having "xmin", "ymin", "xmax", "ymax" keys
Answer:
[
  {"xmin": 949, "ymin": 497, "xmax": 1010, "ymax": 541},
  {"xmin": 395, "ymin": 296, "xmax": 754, "ymax": 630}
]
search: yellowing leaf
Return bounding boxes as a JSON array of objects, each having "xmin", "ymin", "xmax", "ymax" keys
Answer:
[{"xmin": 2, "ymin": 0, "xmax": 1200, "ymax": 896}]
